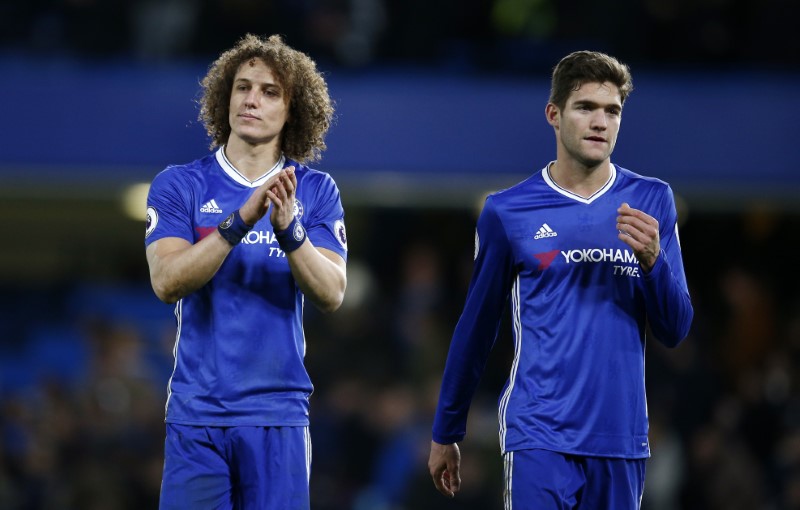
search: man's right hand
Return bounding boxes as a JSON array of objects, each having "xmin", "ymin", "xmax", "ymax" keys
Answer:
[{"xmin": 428, "ymin": 440, "xmax": 461, "ymax": 498}]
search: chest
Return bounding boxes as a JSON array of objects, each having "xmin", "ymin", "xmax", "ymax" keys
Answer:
[
  {"xmin": 506, "ymin": 199, "xmax": 643, "ymax": 281},
  {"xmin": 190, "ymin": 177, "xmax": 311, "ymax": 266}
]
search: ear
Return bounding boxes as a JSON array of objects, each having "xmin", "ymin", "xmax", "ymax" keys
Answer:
[{"xmin": 545, "ymin": 103, "xmax": 560, "ymax": 128}]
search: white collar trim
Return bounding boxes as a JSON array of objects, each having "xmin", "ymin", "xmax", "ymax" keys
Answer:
[
  {"xmin": 542, "ymin": 162, "xmax": 616, "ymax": 204},
  {"xmin": 215, "ymin": 146, "xmax": 286, "ymax": 188}
]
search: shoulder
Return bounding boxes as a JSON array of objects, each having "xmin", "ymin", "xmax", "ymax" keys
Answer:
[
  {"xmin": 494, "ymin": 170, "xmax": 543, "ymax": 196},
  {"xmin": 613, "ymin": 164, "xmax": 676, "ymax": 204},
  {"xmin": 614, "ymin": 164, "xmax": 671, "ymax": 191},
  {"xmin": 152, "ymin": 153, "xmax": 216, "ymax": 186},
  {"xmin": 291, "ymin": 160, "xmax": 335, "ymax": 182},
  {"xmin": 290, "ymin": 159, "xmax": 341, "ymax": 195},
  {"xmin": 614, "ymin": 164, "xmax": 678, "ymax": 219},
  {"xmin": 485, "ymin": 168, "xmax": 546, "ymax": 209}
]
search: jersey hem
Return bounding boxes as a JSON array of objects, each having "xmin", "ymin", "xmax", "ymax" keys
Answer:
[
  {"xmin": 165, "ymin": 417, "xmax": 310, "ymax": 427},
  {"xmin": 501, "ymin": 445, "xmax": 651, "ymax": 460}
]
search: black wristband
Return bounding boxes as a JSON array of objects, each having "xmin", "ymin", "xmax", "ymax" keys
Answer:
[
  {"xmin": 275, "ymin": 216, "xmax": 306, "ymax": 253},
  {"xmin": 217, "ymin": 209, "xmax": 251, "ymax": 246}
]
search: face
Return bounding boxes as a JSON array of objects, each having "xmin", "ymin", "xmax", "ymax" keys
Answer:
[
  {"xmin": 228, "ymin": 58, "xmax": 289, "ymax": 147},
  {"xmin": 546, "ymin": 81, "xmax": 622, "ymax": 169}
]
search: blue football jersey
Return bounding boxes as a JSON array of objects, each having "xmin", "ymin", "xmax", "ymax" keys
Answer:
[
  {"xmin": 432, "ymin": 163, "xmax": 693, "ymax": 459},
  {"xmin": 145, "ymin": 147, "xmax": 348, "ymax": 427}
]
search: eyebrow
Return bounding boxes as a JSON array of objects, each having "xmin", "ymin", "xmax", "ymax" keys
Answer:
[
  {"xmin": 573, "ymin": 99, "xmax": 622, "ymax": 110},
  {"xmin": 234, "ymin": 77, "xmax": 282, "ymax": 89}
]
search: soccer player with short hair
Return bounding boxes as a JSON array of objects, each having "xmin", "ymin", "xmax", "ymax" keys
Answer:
[
  {"xmin": 428, "ymin": 51, "xmax": 693, "ymax": 509},
  {"xmin": 145, "ymin": 34, "xmax": 347, "ymax": 510}
]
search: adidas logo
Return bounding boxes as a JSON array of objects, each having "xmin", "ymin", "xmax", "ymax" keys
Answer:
[
  {"xmin": 200, "ymin": 199, "xmax": 223, "ymax": 214},
  {"xmin": 534, "ymin": 223, "xmax": 558, "ymax": 240}
]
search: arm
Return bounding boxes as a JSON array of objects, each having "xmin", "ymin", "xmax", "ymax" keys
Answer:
[
  {"xmin": 430, "ymin": 197, "xmax": 515, "ymax": 496},
  {"xmin": 146, "ymin": 234, "xmax": 232, "ymax": 303},
  {"xmin": 146, "ymin": 170, "xmax": 287, "ymax": 304},
  {"xmin": 617, "ymin": 199, "xmax": 694, "ymax": 347},
  {"xmin": 286, "ymin": 244, "xmax": 346, "ymax": 313},
  {"xmin": 269, "ymin": 168, "xmax": 347, "ymax": 313}
]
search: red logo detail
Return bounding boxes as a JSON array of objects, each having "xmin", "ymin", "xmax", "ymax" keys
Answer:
[
  {"xmin": 195, "ymin": 226, "xmax": 216, "ymax": 241},
  {"xmin": 533, "ymin": 249, "xmax": 560, "ymax": 271}
]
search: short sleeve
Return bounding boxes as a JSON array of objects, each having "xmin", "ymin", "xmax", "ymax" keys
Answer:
[{"xmin": 145, "ymin": 167, "xmax": 195, "ymax": 246}]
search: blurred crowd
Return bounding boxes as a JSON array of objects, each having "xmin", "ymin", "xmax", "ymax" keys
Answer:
[
  {"xmin": 1, "ymin": 0, "xmax": 799, "ymax": 70},
  {"xmin": 1, "ymin": 205, "xmax": 799, "ymax": 509}
]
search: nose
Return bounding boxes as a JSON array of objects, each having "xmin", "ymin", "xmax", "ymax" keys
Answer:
[
  {"xmin": 244, "ymin": 89, "xmax": 260, "ymax": 108},
  {"xmin": 590, "ymin": 110, "xmax": 607, "ymax": 130}
]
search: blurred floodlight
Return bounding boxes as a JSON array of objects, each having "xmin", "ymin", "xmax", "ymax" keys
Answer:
[
  {"xmin": 340, "ymin": 260, "xmax": 374, "ymax": 311},
  {"xmin": 122, "ymin": 182, "xmax": 151, "ymax": 221}
]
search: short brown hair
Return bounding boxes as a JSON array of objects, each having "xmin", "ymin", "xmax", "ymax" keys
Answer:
[
  {"xmin": 199, "ymin": 34, "xmax": 334, "ymax": 163},
  {"xmin": 549, "ymin": 51, "xmax": 633, "ymax": 110}
]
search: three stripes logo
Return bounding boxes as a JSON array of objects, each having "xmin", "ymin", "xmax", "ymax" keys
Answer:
[
  {"xmin": 534, "ymin": 223, "xmax": 558, "ymax": 240},
  {"xmin": 200, "ymin": 199, "xmax": 223, "ymax": 214}
]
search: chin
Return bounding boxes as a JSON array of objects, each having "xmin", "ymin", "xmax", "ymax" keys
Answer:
[
  {"xmin": 580, "ymin": 159, "xmax": 611, "ymax": 171},
  {"xmin": 234, "ymin": 130, "xmax": 270, "ymax": 146}
]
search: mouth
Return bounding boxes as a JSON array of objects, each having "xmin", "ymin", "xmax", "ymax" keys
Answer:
[
  {"xmin": 239, "ymin": 113, "xmax": 260, "ymax": 120},
  {"xmin": 585, "ymin": 136, "xmax": 606, "ymax": 143}
]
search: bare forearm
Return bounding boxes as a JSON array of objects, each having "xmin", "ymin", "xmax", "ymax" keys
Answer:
[
  {"xmin": 287, "ymin": 244, "xmax": 346, "ymax": 313},
  {"xmin": 147, "ymin": 234, "xmax": 234, "ymax": 303}
]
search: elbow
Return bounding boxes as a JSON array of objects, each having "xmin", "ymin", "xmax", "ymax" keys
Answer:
[
  {"xmin": 318, "ymin": 301, "xmax": 341, "ymax": 314},
  {"xmin": 317, "ymin": 288, "xmax": 345, "ymax": 314},
  {"xmin": 659, "ymin": 332, "xmax": 688, "ymax": 349},
  {"xmin": 657, "ymin": 309, "xmax": 694, "ymax": 349},
  {"xmin": 158, "ymin": 292, "xmax": 180, "ymax": 305},
  {"xmin": 150, "ymin": 276, "xmax": 183, "ymax": 304},
  {"xmin": 152, "ymin": 285, "xmax": 179, "ymax": 304},
  {"xmin": 315, "ymin": 278, "xmax": 347, "ymax": 314}
]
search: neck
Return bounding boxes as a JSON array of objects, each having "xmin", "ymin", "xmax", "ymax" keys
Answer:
[
  {"xmin": 549, "ymin": 159, "xmax": 612, "ymax": 199},
  {"xmin": 224, "ymin": 136, "xmax": 282, "ymax": 181}
]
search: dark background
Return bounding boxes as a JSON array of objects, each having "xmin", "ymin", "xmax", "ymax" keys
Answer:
[{"xmin": 0, "ymin": 1, "xmax": 799, "ymax": 508}]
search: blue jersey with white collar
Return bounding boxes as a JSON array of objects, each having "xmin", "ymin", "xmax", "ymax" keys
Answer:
[
  {"xmin": 432, "ymin": 163, "xmax": 692, "ymax": 458},
  {"xmin": 145, "ymin": 147, "xmax": 348, "ymax": 427}
]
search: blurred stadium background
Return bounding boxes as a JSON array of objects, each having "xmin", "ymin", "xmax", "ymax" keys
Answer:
[{"xmin": 1, "ymin": 1, "xmax": 799, "ymax": 508}]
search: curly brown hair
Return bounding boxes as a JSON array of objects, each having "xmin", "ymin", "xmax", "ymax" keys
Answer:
[
  {"xmin": 549, "ymin": 51, "xmax": 633, "ymax": 111},
  {"xmin": 199, "ymin": 33, "xmax": 334, "ymax": 163}
]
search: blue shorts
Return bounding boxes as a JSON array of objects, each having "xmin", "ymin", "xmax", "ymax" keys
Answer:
[
  {"xmin": 503, "ymin": 449, "xmax": 645, "ymax": 510},
  {"xmin": 159, "ymin": 424, "xmax": 311, "ymax": 510}
]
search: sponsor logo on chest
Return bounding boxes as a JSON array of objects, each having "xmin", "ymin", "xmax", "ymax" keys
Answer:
[{"xmin": 531, "ymin": 223, "xmax": 641, "ymax": 277}]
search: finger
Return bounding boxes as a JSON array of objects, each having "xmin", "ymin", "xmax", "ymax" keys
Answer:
[
  {"xmin": 264, "ymin": 169, "xmax": 286, "ymax": 189},
  {"xmin": 618, "ymin": 205, "xmax": 658, "ymax": 229},
  {"xmin": 438, "ymin": 470, "xmax": 455, "ymax": 498},
  {"xmin": 623, "ymin": 218, "xmax": 658, "ymax": 245},
  {"xmin": 618, "ymin": 231, "xmax": 643, "ymax": 252},
  {"xmin": 287, "ymin": 167, "xmax": 298, "ymax": 188},
  {"xmin": 280, "ymin": 172, "xmax": 295, "ymax": 197},
  {"xmin": 617, "ymin": 218, "xmax": 643, "ymax": 241},
  {"xmin": 430, "ymin": 465, "xmax": 450, "ymax": 496},
  {"xmin": 448, "ymin": 462, "xmax": 461, "ymax": 494},
  {"xmin": 267, "ymin": 187, "xmax": 290, "ymax": 211},
  {"xmin": 617, "ymin": 212, "xmax": 655, "ymax": 239},
  {"xmin": 618, "ymin": 225, "xmax": 652, "ymax": 249},
  {"xmin": 271, "ymin": 181, "xmax": 288, "ymax": 203}
]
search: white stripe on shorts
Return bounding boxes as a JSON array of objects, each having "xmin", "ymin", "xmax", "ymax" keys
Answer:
[
  {"xmin": 504, "ymin": 451, "xmax": 514, "ymax": 509},
  {"xmin": 304, "ymin": 427, "xmax": 312, "ymax": 482}
]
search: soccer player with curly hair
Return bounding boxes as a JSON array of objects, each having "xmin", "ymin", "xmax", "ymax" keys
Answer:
[{"xmin": 145, "ymin": 34, "xmax": 348, "ymax": 510}]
